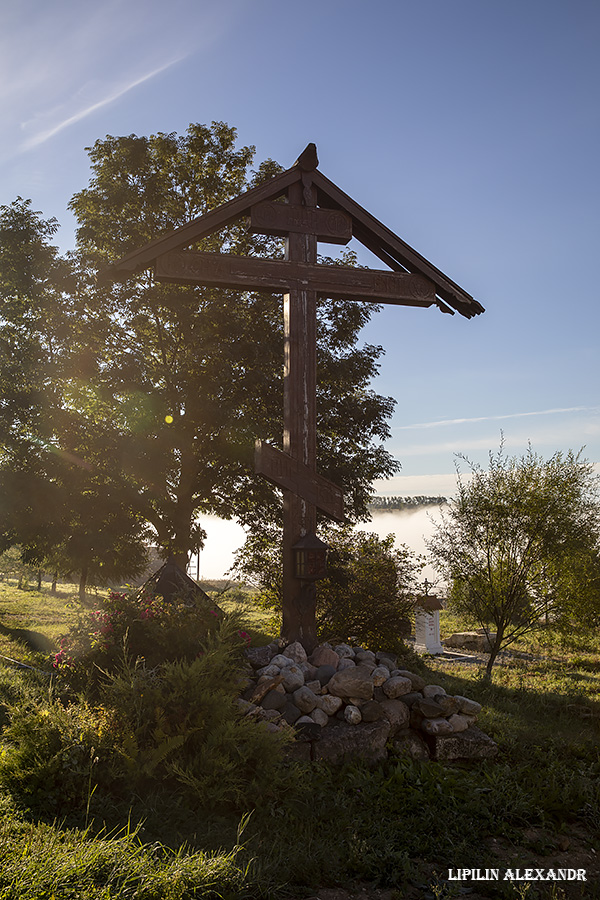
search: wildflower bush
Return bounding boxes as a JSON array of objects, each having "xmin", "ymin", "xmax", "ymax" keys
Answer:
[
  {"xmin": 1, "ymin": 617, "xmax": 292, "ymax": 815},
  {"xmin": 52, "ymin": 587, "xmax": 227, "ymax": 691}
]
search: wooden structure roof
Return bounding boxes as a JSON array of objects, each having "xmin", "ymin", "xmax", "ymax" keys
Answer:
[{"xmin": 103, "ymin": 144, "xmax": 484, "ymax": 319}]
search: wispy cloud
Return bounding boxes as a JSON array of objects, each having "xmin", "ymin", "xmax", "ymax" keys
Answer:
[
  {"xmin": 392, "ymin": 406, "xmax": 600, "ymax": 431},
  {"xmin": 21, "ymin": 57, "xmax": 184, "ymax": 151}
]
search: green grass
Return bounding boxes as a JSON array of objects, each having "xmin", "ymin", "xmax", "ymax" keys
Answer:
[
  {"xmin": 0, "ymin": 792, "xmax": 259, "ymax": 900},
  {"xmin": 0, "ymin": 581, "xmax": 83, "ymax": 665},
  {"xmin": 1, "ymin": 583, "xmax": 599, "ymax": 898}
]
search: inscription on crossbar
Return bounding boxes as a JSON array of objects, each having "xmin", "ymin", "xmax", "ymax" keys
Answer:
[
  {"xmin": 250, "ymin": 202, "xmax": 352, "ymax": 244},
  {"xmin": 255, "ymin": 440, "xmax": 344, "ymax": 522}
]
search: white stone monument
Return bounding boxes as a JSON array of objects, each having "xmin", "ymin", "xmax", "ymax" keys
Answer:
[{"xmin": 414, "ymin": 594, "xmax": 444, "ymax": 655}]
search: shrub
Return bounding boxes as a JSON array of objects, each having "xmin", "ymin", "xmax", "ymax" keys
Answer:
[
  {"xmin": 1, "ymin": 617, "xmax": 294, "ymax": 815},
  {"xmin": 232, "ymin": 524, "xmax": 423, "ymax": 651},
  {"xmin": 52, "ymin": 586, "xmax": 226, "ymax": 693}
]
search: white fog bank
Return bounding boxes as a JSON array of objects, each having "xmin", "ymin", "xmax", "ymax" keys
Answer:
[{"xmin": 196, "ymin": 506, "xmax": 446, "ymax": 584}]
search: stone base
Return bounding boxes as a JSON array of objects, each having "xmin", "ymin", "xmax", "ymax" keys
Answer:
[
  {"xmin": 312, "ymin": 719, "xmax": 391, "ymax": 764},
  {"xmin": 426, "ymin": 725, "xmax": 499, "ymax": 761},
  {"xmin": 390, "ymin": 729, "xmax": 430, "ymax": 760}
]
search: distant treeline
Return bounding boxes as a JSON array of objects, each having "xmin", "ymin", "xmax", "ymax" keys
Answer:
[{"xmin": 368, "ymin": 495, "xmax": 448, "ymax": 511}]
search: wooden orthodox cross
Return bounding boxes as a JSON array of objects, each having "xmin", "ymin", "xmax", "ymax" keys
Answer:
[{"xmin": 106, "ymin": 143, "xmax": 483, "ymax": 653}]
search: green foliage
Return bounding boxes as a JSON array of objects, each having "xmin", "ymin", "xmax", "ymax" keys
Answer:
[
  {"xmin": 0, "ymin": 199, "xmax": 149, "ymax": 594},
  {"xmin": 2, "ymin": 582, "xmax": 600, "ymax": 894},
  {"xmin": 232, "ymin": 525, "xmax": 423, "ymax": 651},
  {"xmin": 0, "ymin": 795, "xmax": 255, "ymax": 900},
  {"xmin": 52, "ymin": 587, "xmax": 224, "ymax": 690},
  {"xmin": 1, "ymin": 616, "xmax": 293, "ymax": 816},
  {"xmin": 101, "ymin": 630, "xmax": 294, "ymax": 809},
  {"xmin": 428, "ymin": 444, "xmax": 600, "ymax": 677}
]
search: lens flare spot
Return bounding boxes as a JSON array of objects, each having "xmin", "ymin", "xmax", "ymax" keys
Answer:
[{"xmin": 165, "ymin": 414, "xmax": 174, "ymax": 424}]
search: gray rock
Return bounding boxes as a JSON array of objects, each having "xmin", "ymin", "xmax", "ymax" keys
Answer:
[
  {"xmin": 448, "ymin": 713, "xmax": 471, "ymax": 733},
  {"xmin": 344, "ymin": 705, "xmax": 362, "ymax": 725},
  {"xmin": 313, "ymin": 719, "xmax": 391, "ymax": 764},
  {"xmin": 378, "ymin": 698, "xmax": 410, "ymax": 735},
  {"xmin": 244, "ymin": 645, "xmax": 275, "ymax": 669},
  {"xmin": 311, "ymin": 707, "xmax": 329, "ymax": 727},
  {"xmin": 395, "ymin": 669, "xmax": 426, "ymax": 691},
  {"xmin": 435, "ymin": 694, "xmax": 460, "ymax": 716},
  {"xmin": 454, "ymin": 695, "xmax": 483, "ymax": 716},
  {"xmin": 355, "ymin": 649, "xmax": 376, "ymax": 664},
  {"xmin": 376, "ymin": 653, "xmax": 397, "ymax": 669},
  {"xmin": 319, "ymin": 694, "xmax": 343, "ymax": 716},
  {"xmin": 357, "ymin": 661, "xmax": 376, "ymax": 674},
  {"xmin": 316, "ymin": 664, "xmax": 337, "ymax": 685},
  {"xmin": 429, "ymin": 725, "xmax": 499, "ymax": 760},
  {"xmin": 443, "ymin": 631, "xmax": 496, "ymax": 652},
  {"xmin": 293, "ymin": 685, "xmax": 319, "ymax": 714},
  {"xmin": 391, "ymin": 729, "xmax": 430, "ymax": 760},
  {"xmin": 347, "ymin": 696, "xmax": 367, "ymax": 707},
  {"xmin": 295, "ymin": 715, "xmax": 315, "ymax": 726},
  {"xmin": 282, "ymin": 702, "xmax": 302, "ymax": 725},
  {"xmin": 282, "ymin": 664, "xmax": 305, "ymax": 692},
  {"xmin": 422, "ymin": 684, "xmax": 446, "ymax": 698},
  {"xmin": 360, "ymin": 700, "xmax": 386, "ymax": 722},
  {"xmin": 327, "ymin": 666, "xmax": 374, "ymax": 700},
  {"xmin": 283, "ymin": 641, "xmax": 308, "ymax": 663},
  {"xmin": 382, "ymin": 675, "xmax": 412, "ymax": 699},
  {"xmin": 334, "ymin": 643, "xmax": 355, "ymax": 659},
  {"xmin": 421, "ymin": 716, "xmax": 454, "ymax": 735},
  {"xmin": 261, "ymin": 690, "xmax": 287, "ymax": 711},
  {"xmin": 401, "ymin": 691, "xmax": 425, "ymax": 707},
  {"xmin": 337, "ymin": 658, "xmax": 356, "ymax": 671},
  {"xmin": 259, "ymin": 708, "xmax": 282, "ymax": 721},
  {"xmin": 414, "ymin": 697, "xmax": 446, "ymax": 718},
  {"xmin": 298, "ymin": 661, "xmax": 318, "ymax": 680},
  {"xmin": 306, "ymin": 679, "xmax": 323, "ymax": 695},
  {"xmin": 371, "ymin": 666, "xmax": 389, "ymax": 686},
  {"xmin": 270, "ymin": 654, "xmax": 294, "ymax": 668},
  {"xmin": 309, "ymin": 646, "xmax": 340, "ymax": 668},
  {"xmin": 257, "ymin": 664, "xmax": 281, "ymax": 678},
  {"xmin": 263, "ymin": 721, "xmax": 281, "ymax": 733}
]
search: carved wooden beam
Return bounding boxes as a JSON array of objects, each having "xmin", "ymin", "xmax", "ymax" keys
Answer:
[
  {"xmin": 155, "ymin": 250, "xmax": 436, "ymax": 307},
  {"xmin": 250, "ymin": 202, "xmax": 352, "ymax": 244},
  {"xmin": 255, "ymin": 440, "xmax": 344, "ymax": 522}
]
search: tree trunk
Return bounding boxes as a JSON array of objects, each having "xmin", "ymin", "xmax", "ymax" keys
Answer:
[
  {"xmin": 51, "ymin": 571, "xmax": 57, "ymax": 594},
  {"xmin": 37, "ymin": 569, "xmax": 42, "ymax": 591},
  {"xmin": 484, "ymin": 628, "xmax": 504, "ymax": 680},
  {"xmin": 79, "ymin": 565, "xmax": 88, "ymax": 603}
]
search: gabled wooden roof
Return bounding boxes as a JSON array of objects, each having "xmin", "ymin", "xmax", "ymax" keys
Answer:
[{"xmin": 103, "ymin": 144, "xmax": 484, "ymax": 319}]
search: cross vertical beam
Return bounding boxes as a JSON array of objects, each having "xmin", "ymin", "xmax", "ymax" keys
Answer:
[{"xmin": 282, "ymin": 177, "xmax": 319, "ymax": 651}]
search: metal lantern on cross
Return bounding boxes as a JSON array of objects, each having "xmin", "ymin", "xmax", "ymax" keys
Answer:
[{"xmin": 293, "ymin": 533, "xmax": 328, "ymax": 580}]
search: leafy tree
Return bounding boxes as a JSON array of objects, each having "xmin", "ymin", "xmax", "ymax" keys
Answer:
[
  {"xmin": 66, "ymin": 122, "xmax": 399, "ymax": 566},
  {"xmin": 427, "ymin": 444, "xmax": 600, "ymax": 678},
  {"xmin": 231, "ymin": 524, "xmax": 422, "ymax": 651},
  {"xmin": 0, "ymin": 199, "xmax": 148, "ymax": 596}
]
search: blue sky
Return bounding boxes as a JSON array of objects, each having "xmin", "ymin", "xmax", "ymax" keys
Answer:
[{"xmin": 2, "ymin": 0, "xmax": 599, "ymax": 499}]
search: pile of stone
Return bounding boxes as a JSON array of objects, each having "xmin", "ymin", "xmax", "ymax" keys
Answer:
[{"xmin": 240, "ymin": 640, "xmax": 498, "ymax": 764}]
